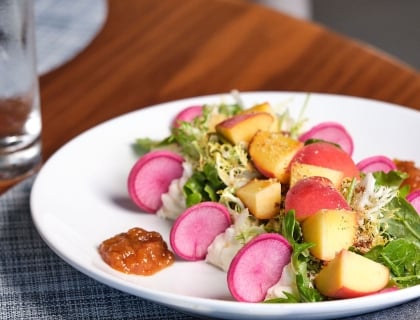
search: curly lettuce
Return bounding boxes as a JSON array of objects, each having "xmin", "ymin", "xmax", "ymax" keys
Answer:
[{"xmin": 343, "ymin": 171, "xmax": 420, "ymax": 287}]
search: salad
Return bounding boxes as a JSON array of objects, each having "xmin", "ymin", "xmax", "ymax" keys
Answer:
[{"xmin": 125, "ymin": 92, "xmax": 420, "ymax": 303}]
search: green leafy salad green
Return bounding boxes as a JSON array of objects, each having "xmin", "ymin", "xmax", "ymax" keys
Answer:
[{"xmin": 133, "ymin": 96, "xmax": 420, "ymax": 302}]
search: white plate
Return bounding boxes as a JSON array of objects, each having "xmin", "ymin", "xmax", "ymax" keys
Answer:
[{"xmin": 30, "ymin": 92, "xmax": 420, "ymax": 319}]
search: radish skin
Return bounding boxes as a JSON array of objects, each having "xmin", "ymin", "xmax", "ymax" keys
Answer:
[
  {"xmin": 407, "ymin": 190, "xmax": 420, "ymax": 214},
  {"xmin": 356, "ymin": 155, "xmax": 397, "ymax": 174},
  {"xmin": 172, "ymin": 105, "xmax": 203, "ymax": 128},
  {"xmin": 299, "ymin": 121, "xmax": 354, "ymax": 155},
  {"xmin": 285, "ymin": 176, "xmax": 351, "ymax": 221},
  {"xmin": 290, "ymin": 141, "xmax": 360, "ymax": 180},
  {"xmin": 377, "ymin": 287, "xmax": 399, "ymax": 294},
  {"xmin": 227, "ymin": 233, "xmax": 292, "ymax": 302},
  {"xmin": 127, "ymin": 150, "xmax": 184, "ymax": 213},
  {"xmin": 170, "ymin": 202, "xmax": 231, "ymax": 261}
]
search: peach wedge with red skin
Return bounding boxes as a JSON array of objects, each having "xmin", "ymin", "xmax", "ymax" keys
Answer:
[
  {"xmin": 315, "ymin": 250, "xmax": 390, "ymax": 299},
  {"xmin": 248, "ymin": 131, "xmax": 303, "ymax": 184},
  {"xmin": 241, "ymin": 102, "xmax": 278, "ymax": 131},
  {"xmin": 302, "ymin": 209, "xmax": 357, "ymax": 261},
  {"xmin": 284, "ymin": 176, "xmax": 351, "ymax": 222},
  {"xmin": 289, "ymin": 141, "xmax": 360, "ymax": 180},
  {"xmin": 215, "ymin": 112, "xmax": 274, "ymax": 145},
  {"xmin": 290, "ymin": 162, "xmax": 344, "ymax": 189},
  {"xmin": 236, "ymin": 179, "xmax": 281, "ymax": 220}
]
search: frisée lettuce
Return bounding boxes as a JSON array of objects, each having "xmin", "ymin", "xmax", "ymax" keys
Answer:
[{"xmin": 131, "ymin": 93, "xmax": 419, "ymax": 303}]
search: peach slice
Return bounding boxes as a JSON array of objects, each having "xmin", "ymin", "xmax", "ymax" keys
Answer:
[
  {"xmin": 290, "ymin": 141, "xmax": 360, "ymax": 180},
  {"xmin": 290, "ymin": 162, "xmax": 344, "ymax": 189},
  {"xmin": 302, "ymin": 209, "xmax": 357, "ymax": 260},
  {"xmin": 236, "ymin": 179, "xmax": 281, "ymax": 219},
  {"xmin": 215, "ymin": 112, "xmax": 274, "ymax": 144},
  {"xmin": 208, "ymin": 113, "xmax": 227, "ymax": 132},
  {"xmin": 241, "ymin": 102, "xmax": 278, "ymax": 131},
  {"xmin": 284, "ymin": 176, "xmax": 351, "ymax": 222},
  {"xmin": 314, "ymin": 250, "xmax": 390, "ymax": 299},
  {"xmin": 248, "ymin": 131, "xmax": 303, "ymax": 183}
]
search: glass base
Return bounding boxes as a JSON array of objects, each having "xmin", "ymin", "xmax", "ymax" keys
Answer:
[{"xmin": 0, "ymin": 138, "xmax": 42, "ymax": 183}]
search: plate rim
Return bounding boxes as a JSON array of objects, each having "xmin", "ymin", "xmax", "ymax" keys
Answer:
[{"xmin": 30, "ymin": 91, "xmax": 420, "ymax": 320}]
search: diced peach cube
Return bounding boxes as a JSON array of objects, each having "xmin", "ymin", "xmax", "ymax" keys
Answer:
[
  {"xmin": 290, "ymin": 162, "xmax": 344, "ymax": 189},
  {"xmin": 236, "ymin": 179, "xmax": 281, "ymax": 219},
  {"xmin": 302, "ymin": 209, "xmax": 357, "ymax": 260},
  {"xmin": 215, "ymin": 112, "xmax": 274, "ymax": 144},
  {"xmin": 249, "ymin": 131, "xmax": 303, "ymax": 183}
]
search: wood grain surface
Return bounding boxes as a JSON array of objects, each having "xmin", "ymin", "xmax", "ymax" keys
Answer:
[{"xmin": 2, "ymin": 0, "xmax": 420, "ymax": 193}]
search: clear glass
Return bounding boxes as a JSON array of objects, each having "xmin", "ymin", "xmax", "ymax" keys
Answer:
[{"xmin": 0, "ymin": 0, "xmax": 42, "ymax": 183}]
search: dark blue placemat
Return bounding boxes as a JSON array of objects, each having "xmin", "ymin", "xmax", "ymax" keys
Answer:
[
  {"xmin": 0, "ymin": 176, "xmax": 418, "ymax": 319},
  {"xmin": 0, "ymin": 177, "xmax": 195, "ymax": 320}
]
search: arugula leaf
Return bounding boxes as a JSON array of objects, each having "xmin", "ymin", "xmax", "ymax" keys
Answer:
[
  {"xmin": 132, "ymin": 136, "xmax": 175, "ymax": 156},
  {"xmin": 348, "ymin": 171, "xmax": 417, "ymax": 253},
  {"xmin": 364, "ymin": 239, "xmax": 420, "ymax": 288},
  {"xmin": 373, "ymin": 171, "xmax": 408, "ymax": 188},
  {"xmin": 363, "ymin": 183, "xmax": 420, "ymax": 288},
  {"xmin": 382, "ymin": 196, "xmax": 420, "ymax": 246},
  {"xmin": 280, "ymin": 211, "xmax": 324, "ymax": 302}
]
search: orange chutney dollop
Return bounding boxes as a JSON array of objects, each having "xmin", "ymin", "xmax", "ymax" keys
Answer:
[{"xmin": 99, "ymin": 227, "xmax": 174, "ymax": 275}]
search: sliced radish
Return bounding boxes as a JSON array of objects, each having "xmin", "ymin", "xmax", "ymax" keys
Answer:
[
  {"xmin": 299, "ymin": 121, "xmax": 354, "ymax": 155},
  {"xmin": 127, "ymin": 150, "xmax": 184, "ymax": 213},
  {"xmin": 227, "ymin": 233, "xmax": 292, "ymax": 302},
  {"xmin": 356, "ymin": 155, "xmax": 397, "ymax": 174},
  {"xmin": 407, "ymin": 190, "xmax": 420, "ymax": 214},
  {"xmin": 377, "ymin": 286, "xmax": 399, "ymax": 294},
  {"xmin": 170, "ymin": 202, "xmax": 231, "ymax": 261},
  {"xmin": 172, "ymin": 105, "xmax": 203, "ymax": 128}
]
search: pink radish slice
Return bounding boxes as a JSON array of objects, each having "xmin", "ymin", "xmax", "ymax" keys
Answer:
[
  {"xmin": 356, "ymin": 155, "xmax": 397, "ymax": 174},
  {"xmin": 227, "ymin": 233, "xmax": 292, "ymax": 303},
  {"xmin": 299, "ymin": 121, "xmax": 354, "ymax": 155},
  {"xmin": 377, "ymin": 287, "xmax": 399, "ymax": 294},
  {"xmin": 407, "ymin": 190, "xmax": 420, "ymax": 214},
  {"xmin": 172, "ymin": 105, "xmax": 203, "ymax": 128},
  {"xmin": 169, "ymin": 202, "xmax": 231, "ymax": 261},
  {"xmin": 127, "ymin": 150, "xmax": 184, "ymax": 213}
]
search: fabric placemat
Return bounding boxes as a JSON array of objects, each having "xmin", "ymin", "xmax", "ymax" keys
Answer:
[
  {"xmin": 35, "ymin": 0, "xmax": 108, "ymax": 75},
  {"xmin": 0, "ymin": 176, "xmax": 418, "ymax": 319}
]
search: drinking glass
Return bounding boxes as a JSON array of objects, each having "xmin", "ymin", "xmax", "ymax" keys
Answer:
[{"xmin": 0, "ymin": 0, "xmax": 42, "ymax": 184}]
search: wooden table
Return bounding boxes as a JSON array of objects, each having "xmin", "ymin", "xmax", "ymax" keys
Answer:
[{"xmin": 2, "ymin": 0, "xmax": 420, "ymax": 193}]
